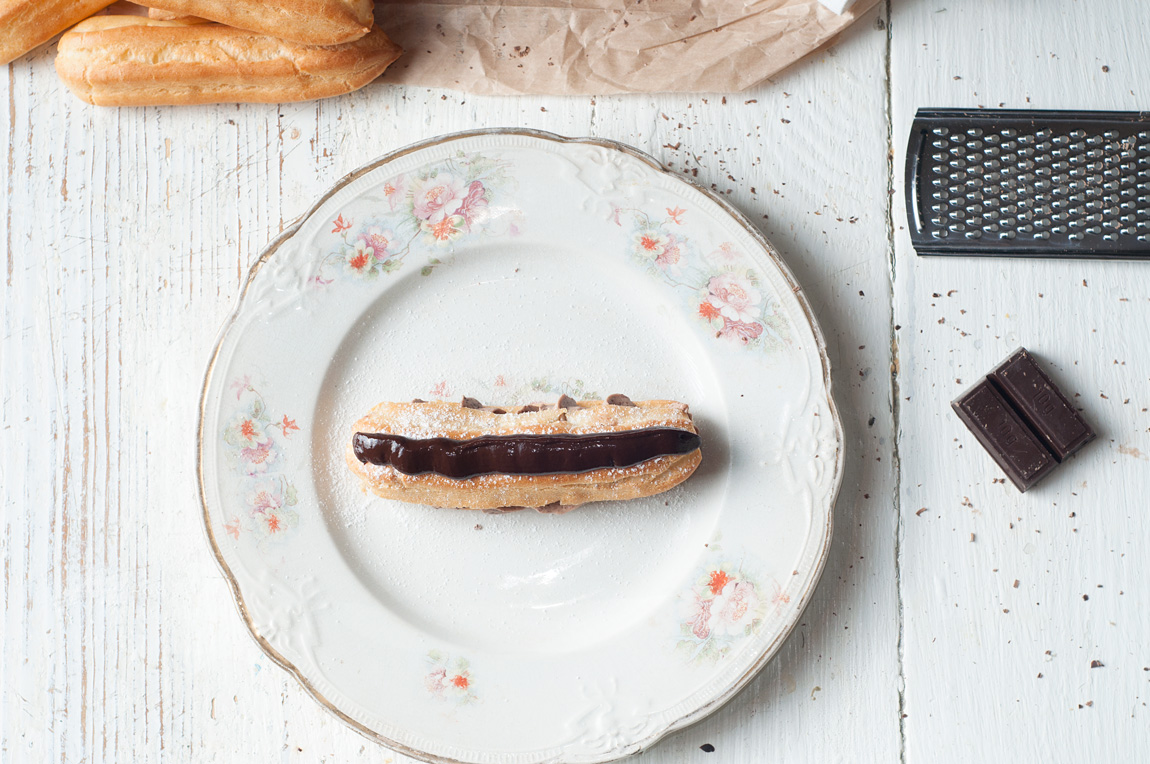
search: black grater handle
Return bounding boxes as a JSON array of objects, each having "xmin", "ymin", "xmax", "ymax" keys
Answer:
[{"xmin": 905, "ymin": 108, "xmax": 1150, "ymax": 259}]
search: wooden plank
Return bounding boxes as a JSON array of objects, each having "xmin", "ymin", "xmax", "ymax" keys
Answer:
[
  {"xmin": 890, "ymin": 1, "xmax": 1150, "ymax": 760},
  {"xmin": 589, "ymin": 8, "xmax": 901, "ymax": 762},
  {"xmin": 0, "ymin": 9, "xmax": 901, "ymax": 763}
]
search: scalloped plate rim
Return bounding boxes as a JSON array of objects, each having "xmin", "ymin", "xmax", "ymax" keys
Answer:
[{"xmin": 195, "ymin": 127, "xmax": 844, "ymax": 764}]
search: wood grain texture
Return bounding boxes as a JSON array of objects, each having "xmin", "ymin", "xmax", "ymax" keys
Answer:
[
  {"xmin": 12, "ymin": 0, "xmax": 1146, "ymax": 762},
  {"xmin": 890, "ymin": 0, "xmax": 1150, "ymax": 761}
]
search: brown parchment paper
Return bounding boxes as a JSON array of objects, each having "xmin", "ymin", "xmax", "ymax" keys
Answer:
[{"xmin": 375, "ymin": 0, "xmax": 879, "ymax": 95}]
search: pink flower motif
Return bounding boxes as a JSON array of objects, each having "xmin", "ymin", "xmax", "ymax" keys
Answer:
[
  {"xmin": 706, "ymin": 580, "xmax": 760, "ymax": 637},
  {"xmin": 331, "ymin": 214, "xmax": 352, "ymax": 234},
  {"xmin": 655, "ymin": 235, "xmax": 682, "ymax": 270},
  {"xmin": 425, "ymin": 653, "xmax": 476, "ymax": 702},
  {"xmin": 686, "ymin": 595, "xmax": 713, "ymax": 640},
  {"xmin": 411, "ymin": 173, "xmax": 466, "ymax": 223},
  {"xmin": 430, "ymin": 381, "xmax": 450, "ymax": 398},
  {"xmin": 706, "ymin": 242, "xmax": 742, "ymax": 264},
  {"xmin": 718, "ymin": 318, "xmax": 764, "ymax": 344},
  {"xmin": 769, "ymin": 580, "xmax": 791, "ymax": 610},
  {"xmin": 424, "ymin": 667, "xmax": 447, "ymax": 694},
  {"xmin": 230, "ymin": 375, "xmax": 252, "ymax": 401},
  {"xmin": 382, "ymin": 175, "xmax": 406, "ymax": 210},
  {"xmin": 247, "ymin": 481, "xmax": 284, "ymax": 514},
  {"xmin": 239, "ymin": 440, "xmax": 277, "ymax": 473},
  {"xmin": 667, "ymin": 206, "xmax": 686, "ymax": 224},
  {"xmin": 704, "ymin": 273, "xmax": 762, "ymax": 324},
  {"xmin": 455, "ymin": 181, "xmax": 488, "ymax": 230},
  {"xmin": 243, "ymin": 480, "xmax": 298, "ymax": 535},
  {"xmin": 357, "ymin": 226, "xmax": 395, "ymax": 261}
]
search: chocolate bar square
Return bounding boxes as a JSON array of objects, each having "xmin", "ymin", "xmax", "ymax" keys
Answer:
[
  {"xmin": 988, "ymin": 349, "xmax": 1095, "ymax": 461},
  {"xmin": 952, "ymin": 379, "xmax": 1059, "ymax": 492},
  {"xmin": 952, "ymin": 348, "xmax": 1096, "ymax": 492}
]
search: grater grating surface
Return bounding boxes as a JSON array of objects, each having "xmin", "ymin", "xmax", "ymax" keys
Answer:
[{"xmin": 906, "ymin": 109, "xmax": 1150, "ymax": 258}]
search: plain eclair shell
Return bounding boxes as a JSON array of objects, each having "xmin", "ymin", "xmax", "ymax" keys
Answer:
[
  {"xmin": 142, "ymin": 0, "xmax": 374, "ymax": 45},
  {"xmin": 0, "ymin": 0, "xmax": 115, "ymax": 66},
  {"xmin": 55, "ymin": 17, "xmax": 403, "ymax": 106}
]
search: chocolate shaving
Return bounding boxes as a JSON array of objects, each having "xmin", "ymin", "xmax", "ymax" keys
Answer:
[
  {"xmin": 557, "ymin": 394, "xmax": 578, "ymax": 409},
  {"xmin": 517, "ymin": 404, "xmax": 540, "ymax": 413},
  {"xmin": 606, "ymin": 393, "xmax": 636, "ymax": 407},
  {"xmin": 491, "ymin": 408, "xmax": 507, "ymax": 415},
  {"xmin": 461, "ymin": 396, "xmax": 483, "ymax": 409},
  {"xmin": 412, "ymin": 398, "xmax": 427, "ymax": 403}
]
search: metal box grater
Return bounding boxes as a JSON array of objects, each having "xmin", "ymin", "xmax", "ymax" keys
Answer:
[{"xmin": 905, "ymin": 109, "xmax": 1150, "ymax": 258}]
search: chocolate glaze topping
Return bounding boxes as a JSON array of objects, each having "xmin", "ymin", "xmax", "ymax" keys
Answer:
[{"xmin": 353, "ymin": 427, "xmax": 701, "ymax": 479}]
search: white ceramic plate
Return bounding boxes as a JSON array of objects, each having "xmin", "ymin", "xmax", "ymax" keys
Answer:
[{"xmin": 198, "ymin": 130, "xmax": 843, "ymax": 764}]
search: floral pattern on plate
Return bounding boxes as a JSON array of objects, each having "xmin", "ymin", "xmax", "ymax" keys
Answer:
[
  {"xmin": 220, "ymin": 376, "xmax": 301, "ymax": 540},
  {"xmin": 676, "ymin": 537, "xmax": 791, "ymax": 664},
  {"xmin": 425, "ymin": 650, "xmax": 477, "ymax": 705},
  {"xmin": 614, "ymin": 204, "xmax": 791, "ymax": 351},
  {"xmin": 315, "ymin": 152, "xmax": 522, "ymax": 285}
]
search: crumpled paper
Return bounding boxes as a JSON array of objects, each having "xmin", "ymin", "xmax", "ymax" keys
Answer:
[{"xmin": 376, "ymin": 0, "xmax": 878, "ymax": 95}]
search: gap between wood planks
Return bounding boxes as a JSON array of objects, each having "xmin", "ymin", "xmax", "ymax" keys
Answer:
[{"xmin": 880, "ymin": 2, "xmax": 908, "ymax": 763}]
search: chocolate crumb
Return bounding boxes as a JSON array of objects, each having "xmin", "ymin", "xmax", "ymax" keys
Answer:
[
  {"xmin": 699, "ymin": 744, "xmax": 716, "ymax": 753},
  {"xmin": 557, "ymin": 394, "xmax": 578, "ymax": 409},
  {"xmin": 1090, "ymin": 660, "xmax": 1104, "ymax": 668},
  {"xmin": 461, "ymin": 396, "xmax": 483, "ymax": 409},
  {"xmin": 474, "ymin": 524, "xmax": 483, "ymax": 530},
  {"xmin": 412, "ymin": 398, "xmax": 427, "ymax": 403},
  {"xmin": 1037, "ymin": 673, "xmax": 1043, "ymax": 678},
  {"xmin": 606, "ymin": 393, "xmax": 636, "ymax": 407},
  {"xmin": 1013, "ymin": 580, "xmax": 1019, "ymax": 588}
]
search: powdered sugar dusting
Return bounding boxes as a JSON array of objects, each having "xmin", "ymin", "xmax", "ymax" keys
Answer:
[{"xmin": 355, "ymin": 398, "xmax": 694, "ymax": 440}]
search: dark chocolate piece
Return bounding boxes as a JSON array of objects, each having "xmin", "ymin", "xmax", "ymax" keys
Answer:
[
  {"xmin": 952, "ymin": 380, "xmax": 1058, "ymax": 491},
  {"xmin": 517, "ymin": 404, "xmax": 540, "ymax": 413},
  {"xmin": 606, "ymin": 394, "xmax": 636, "ymax": 407},
  {"xmin": 557, "ymin": 394, "xmax": 578, "ymax": 409},
  {"xmin": 988, "ymin": 349, "xmax": 1095, "ymax": 461},
  {"xmin": 352, "ymin": 427, "xmax": 701, "ymax": 479},
  {"xmin": 461, "ymin": 396, "xmax": 483, "ymax": 409}
]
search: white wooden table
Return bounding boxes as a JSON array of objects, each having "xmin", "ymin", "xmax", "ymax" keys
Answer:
[{"xmin": 3, "ymin": 1, "xmax": 1149, "ymax": 761}]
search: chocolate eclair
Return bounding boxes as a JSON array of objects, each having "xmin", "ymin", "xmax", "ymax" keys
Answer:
[{"xmin": 346, "ymin": 395, "xmax": 702, "ymax": 510}]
